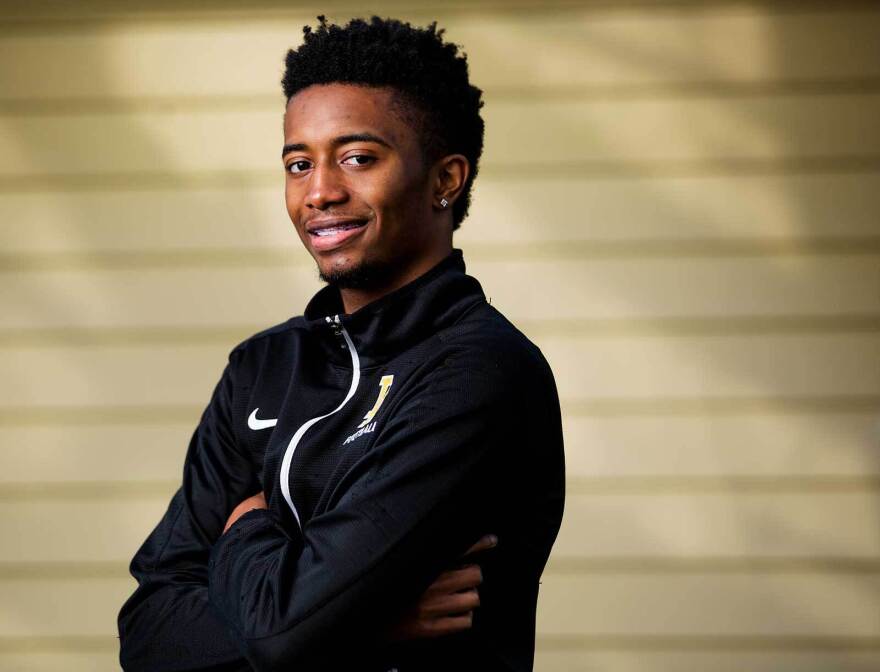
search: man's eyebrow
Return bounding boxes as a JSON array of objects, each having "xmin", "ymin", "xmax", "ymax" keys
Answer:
[{"xmin": 281, "ymin": 132, "xmax": 392, "ymax": 158}]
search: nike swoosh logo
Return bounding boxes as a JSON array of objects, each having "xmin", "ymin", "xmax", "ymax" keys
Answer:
[{"xmin": 247, "ymin": 408, "xmax": 278, "ymax": 431}]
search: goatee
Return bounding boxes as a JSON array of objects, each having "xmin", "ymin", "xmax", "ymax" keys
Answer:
[{"xmin": 319, "ymin": 257, "xmax": 396, "ymax": 290}]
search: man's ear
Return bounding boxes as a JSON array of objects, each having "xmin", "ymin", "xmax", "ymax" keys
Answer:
[{"xmin": 432, "ymin": 154, "xmax": 470, "ymax": 211}]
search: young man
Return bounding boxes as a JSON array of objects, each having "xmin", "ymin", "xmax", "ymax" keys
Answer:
[{"xmin": 118, "ymin": 16, "xmax": 565, "ymax": 671}]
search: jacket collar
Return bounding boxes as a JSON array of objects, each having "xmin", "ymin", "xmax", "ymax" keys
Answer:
[{"xmin": 302, "ymin": 249, "xmax": 485, "ymax": 368}]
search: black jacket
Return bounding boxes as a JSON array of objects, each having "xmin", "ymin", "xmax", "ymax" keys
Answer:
[{"xmin": 117, "ymin": 249, "xmax": 565, "ymax": 671}]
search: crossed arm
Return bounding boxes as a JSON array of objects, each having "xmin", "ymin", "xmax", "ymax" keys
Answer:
[
  {"xmin": 222, "ymin": 490, "xmax": 496, "ymax": 643},
  {"xmin": 119, "ymin": 344, "xmax": 517, "ymax": 671}
]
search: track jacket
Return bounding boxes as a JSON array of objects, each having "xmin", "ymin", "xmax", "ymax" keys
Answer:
[{"xmin": 117, "ymin": 249, "xmax": 565, "ymax": 671}]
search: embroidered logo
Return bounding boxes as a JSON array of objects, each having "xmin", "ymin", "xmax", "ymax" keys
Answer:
[
  {"xmin": 343, "ymin": 374, "xmax": 394, "ymax": 445},
  {"xmin": 247, "ymin": 408, "xmax": 277, "ymax": 430}
]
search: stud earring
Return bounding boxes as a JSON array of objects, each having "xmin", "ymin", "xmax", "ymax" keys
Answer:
[{"xmin": 440, "ymin": 197, "xmax": 449, "ymax": 208}]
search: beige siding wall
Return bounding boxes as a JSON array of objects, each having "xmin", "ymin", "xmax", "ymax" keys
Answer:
[{"xmin": 1, "ymin": 1, "xmax": 879, "ymax": 670}]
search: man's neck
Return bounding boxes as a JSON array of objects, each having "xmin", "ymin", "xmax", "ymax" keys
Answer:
[{"xmin": 339, "ymin": 245, "xmax": 453, "ymax": 315}]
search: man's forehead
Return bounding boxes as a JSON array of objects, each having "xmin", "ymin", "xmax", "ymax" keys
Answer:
[
  {"xmin": 282, "ymin": 83, "xmax": 412, "ymax": 147},
  {"xmin": 284, "ymin": 83, "xmax": 396, "ymax": 118}
]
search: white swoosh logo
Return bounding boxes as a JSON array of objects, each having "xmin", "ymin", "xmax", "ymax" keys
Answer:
[{"xmin": 247, "ymin": 408, "xmax": 277, "ymax": 431}]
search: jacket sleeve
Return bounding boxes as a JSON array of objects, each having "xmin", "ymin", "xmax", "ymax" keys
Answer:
[
  {"xmin": 118, "ymin": 348, "xmax": 260, "ymax": 672},
  {"xmin": 207, "ymin": 343, "xmax": 557, "ymax": 670}
]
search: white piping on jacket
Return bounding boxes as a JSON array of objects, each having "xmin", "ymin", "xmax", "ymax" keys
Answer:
[{"xmin": 279, "ymin": 315, "xmax": 361, "ymax": 528}]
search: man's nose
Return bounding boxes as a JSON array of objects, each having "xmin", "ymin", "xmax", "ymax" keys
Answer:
[{"xmin": 305, "ymin": 162, "xmax": 348, "ymax": 209}]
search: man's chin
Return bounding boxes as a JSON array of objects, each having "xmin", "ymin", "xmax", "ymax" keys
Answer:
[{"xmin": 318, "ymin": 256, "xmax": 395, "ymax": 290}]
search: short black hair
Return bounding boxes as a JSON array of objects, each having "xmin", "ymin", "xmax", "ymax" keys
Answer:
[{"xmin": 282, "ymin": 15, "xmax": 485, "ymax": 229}]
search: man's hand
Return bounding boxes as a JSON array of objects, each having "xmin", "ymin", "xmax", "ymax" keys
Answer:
[
  {"xmin": 222, "ymin": 491, "xmax": 268, "ymax": 534},
  {"xmin": 384, "ymin": 534, "xmax": 498, "ymax": 642}
]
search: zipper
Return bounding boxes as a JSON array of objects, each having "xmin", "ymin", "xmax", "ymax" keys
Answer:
[{"xmin": 279, "ymin": 314, "xmax": 362, "ymax": 528}]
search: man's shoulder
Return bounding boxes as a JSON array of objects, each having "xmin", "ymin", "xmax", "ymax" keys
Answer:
[
  {"xmin": 232, "ymin": 315, "xmax": 304, "ymax": 352},
  {"xmin": 443, "ymin": 301, "xmax": 542, "ymax": 356},
  {"xmin": 438, "ymin": 302, "xmax": 556, "ymax": 387},
  {"xmin": 225, "ymin": 315, "xmax": 307, "ymax": 363}
]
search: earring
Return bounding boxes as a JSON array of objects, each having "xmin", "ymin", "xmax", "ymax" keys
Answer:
[{"xmin": 440, "ymin": 197, "xmax": 449, "ymax": 209}]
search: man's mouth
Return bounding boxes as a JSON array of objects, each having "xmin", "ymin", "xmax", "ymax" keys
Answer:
[
  {"xmin": 313, "ymin": 222, "xmax": 364, "ymax": 236},
  {"xmin": 306, "ymin": 218, "xmax": 369, "ymax": 251}
]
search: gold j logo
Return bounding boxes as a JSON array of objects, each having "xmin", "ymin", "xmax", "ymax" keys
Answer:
[{"xmin": 357, "ymin": 375, "xmax": 394, "ymax": 428}]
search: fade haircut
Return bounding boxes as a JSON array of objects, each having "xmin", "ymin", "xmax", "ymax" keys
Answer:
[{"xmin": 282, "ymin": 15, "xmax": 485, "ymax": 229}]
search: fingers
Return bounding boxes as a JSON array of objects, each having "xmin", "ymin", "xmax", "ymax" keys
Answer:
[
  {"xmin": 394, "ymin": 535, "xmax": 496, "ymax": 643},
  {"xmin": 461, "ymin": 534, "xmax": 498, "ymax": 558},
  {"xmin": 423, "ymin": 612, "xmax": 474, "ymax": 637},
  {"xmin": 388, "ymin": 563, "xmax": 485, "ymax": 643},
  {"xmin": 384, "ymin": 605, "xmax": 476, "ymax": 643},
  {"xmin": 426, "ymin": 564, "xmax": 482, "ymax": 595},
  {"xmin": 422, "ymin": 588, "xmax": 480, "ymax": 617}
]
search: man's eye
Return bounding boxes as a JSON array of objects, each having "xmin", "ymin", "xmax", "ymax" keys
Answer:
[
  {"xmin": 286, "ymin": 160, "xmax": 311, "ymax": 174},
  {"xmin": 342, "ymin": 155, "xmax": 374, "ymax": 166}
]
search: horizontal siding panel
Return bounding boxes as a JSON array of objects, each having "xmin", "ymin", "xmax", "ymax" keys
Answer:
[
  {"xmin": 535, "ymin": 573, "xmax": 880, "ymax": 636},
  {"xmin": 540, "ymin": 333, "xmax": 880, "ymax": 400},
  {"xmin": 455, "ymin": 256, "xmax": 880, "ymax": 322},
  {"xmin": 0, "ymin": 9, "xmax": 878, "ymax": 99},
  {"xmin": 1, "ymin": 498, "xmax": 173, "ymax": 563},
  {"xmin": 2, "ymin": 94, "xmax": 880, "ymax": 177},
  {"xmin": 3, "ymin": 173, "xmax": 880, "ymax": 253},
  {"xmin": 563, "ymin": 413, "xmax": 880, "ymax": 478},
  {"xmin": 2, "ymin": 256, "xmax": 877, "ymax": 328},
  {"xmin": 3, "ymin": 491, "xmax": 879, "ymax": 563},
  {"xmin": 0, "ymin": 186, "xmax": 299, "ymax": 253},
  {"xmin": 0, "ymin": 265, "xmax": 320, "ymax": 329},
  {"xmin": 1, "ymin": 412, "xmax": 877, "ymax": 484},
  {"xmin": 554, "ymin": 491, "xmax": 880, "ymax": 558},
  {"xmin": 0, "ymin": 578, "xmax": 130, "ymax": 637},
  {"xmin": 0, "ymin": 426, "xmax": 191, "ymax": 483},
  {"xmin": 0, "ymin": 344, "xmax": 227, "ymax": 407},
  {"xmin": 1, "ymin": 333, "xmax": 879, "ymax": 405},
  {"xmin": 1, "ymin": 573, "xmax": 878, "ymax": 638},
  {"xmin": 534, "ymin": 651, "xmax": 880, "ymax": 672},
  {"xmin": 0, "ymin": 653, "xmax": 119, "ymax": 671}
]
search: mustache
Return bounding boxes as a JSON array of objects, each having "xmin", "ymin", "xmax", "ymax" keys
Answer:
[{"xmin": 302, "ymin": 212, "xmax": 369, "ymax": 223}]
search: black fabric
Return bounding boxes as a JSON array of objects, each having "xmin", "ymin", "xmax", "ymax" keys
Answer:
[{"xmin": 118, "ymin": 249, "xmax": 565, "ymax": 671}]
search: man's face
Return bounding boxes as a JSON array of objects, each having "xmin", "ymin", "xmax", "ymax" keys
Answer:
[{"xmin": 282, "ymin": 83, "xmax": 440, "ymax": 290}]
